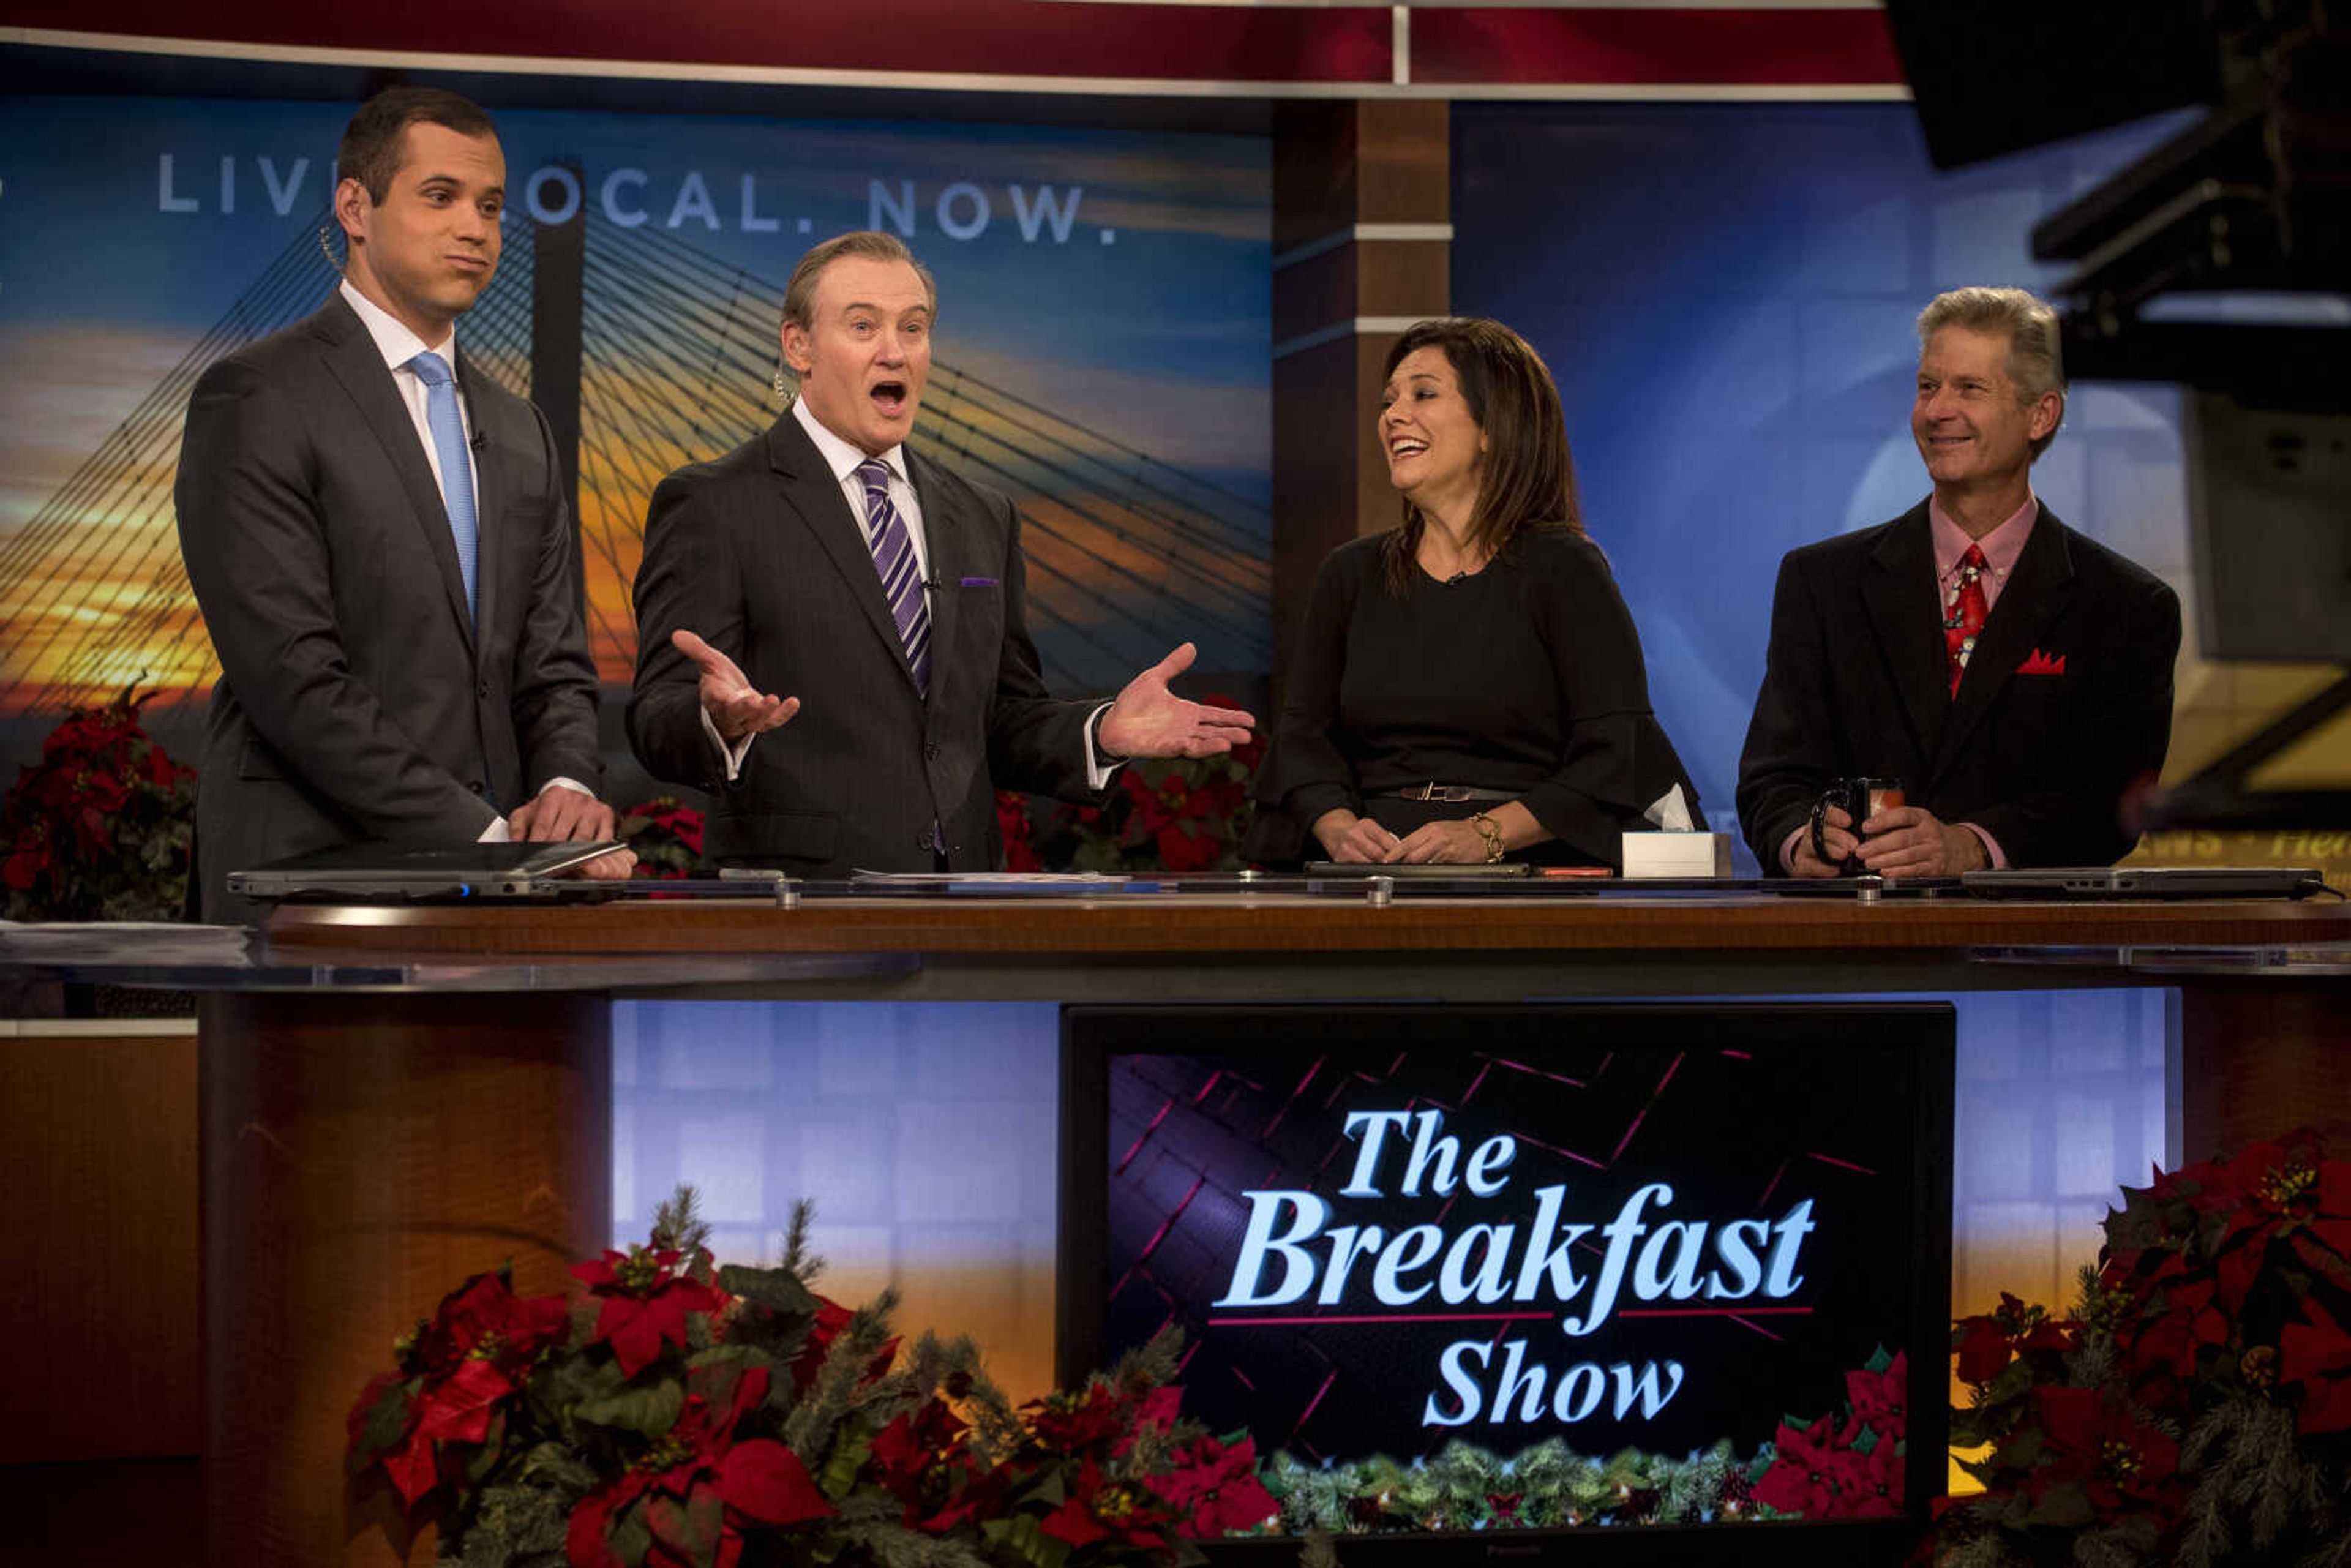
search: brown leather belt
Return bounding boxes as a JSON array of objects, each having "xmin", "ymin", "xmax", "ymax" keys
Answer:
[{"xmin": 1377, "ymin": 783, "xmax": 1513, "ymax": 803}]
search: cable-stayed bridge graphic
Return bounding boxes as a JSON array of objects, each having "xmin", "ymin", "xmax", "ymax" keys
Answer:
[{"xmin": 0, "ymin": 206, "xmax": 1272, "ymax": 729}]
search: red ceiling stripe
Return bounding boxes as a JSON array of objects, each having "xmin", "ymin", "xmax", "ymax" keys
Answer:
[
  {"xmin": 1411, "ymin": 8, "xmax": 1905, "ymax": 88},
  {"xmin": 15, "ymin": 2, "xmax": 1905, "ymax": 89},
  {"xmin": 9, "ymin": 1, "xmax": 1394, "ymax": 84}
]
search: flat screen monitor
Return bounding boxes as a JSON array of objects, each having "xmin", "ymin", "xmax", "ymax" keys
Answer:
[{"xmin": 1059, "ymin": 1003, "xmax": 1955, "ymax": 1565}]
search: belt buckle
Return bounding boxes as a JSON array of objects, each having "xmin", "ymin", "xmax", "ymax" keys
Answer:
[{"xmin": 1401, "ymin": 782, "xmax": 1438, "ymax": 801}]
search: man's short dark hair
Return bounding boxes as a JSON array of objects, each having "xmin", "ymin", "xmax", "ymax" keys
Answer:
[{"xmin": 337, "ymin": 87, "xmax": 498, "ymax": 204}]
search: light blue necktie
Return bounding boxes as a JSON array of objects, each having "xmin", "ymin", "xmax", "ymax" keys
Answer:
[{"xmin": 405, "ymin": 351, "xmax": 479, "ymax": 625}]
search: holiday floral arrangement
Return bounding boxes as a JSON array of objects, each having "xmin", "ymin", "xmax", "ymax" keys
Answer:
[
  {"xmin": 1929, "ymin": 1128, "xmax": 2351, "ymax": 1567},
  {"xmin": 347, "ymin": 1190, "xmax": 1280, "ymax": 1568},
  {"xmin": 617, "ymin": 797, "xmax": 706, "ymax": 880},
  {"xmin": 1000, "ymin": 699, "xmax": 1265, "ymax": 875},
  {"xmin": 1259, "ymin": 1346, "xmax": 1907, "ymax": 1534},
  {"xmin": 0, "ymin": 688, "xmax": 195, "ymax": 921}
]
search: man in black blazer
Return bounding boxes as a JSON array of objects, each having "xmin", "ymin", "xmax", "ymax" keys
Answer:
[
  {"xmin": 628, "ymin": 231, "xmax": 1254, "ymax": 874},
  {"xmin": 177, "ymin": 88, "xmax": 628, "ymax": 922},
  {"xmin": 1738, "ymin": 286, "xmax": 2179, "ymax": 876}
]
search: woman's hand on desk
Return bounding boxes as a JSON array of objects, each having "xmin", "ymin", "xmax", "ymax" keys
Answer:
[
  {"xmin": 1392, "ymin": 819, "xmax": 1496, "ymax": 865},
  {"xmin": 1313, "ymin": 809, "xmax": 1401, "ymax": 863}
]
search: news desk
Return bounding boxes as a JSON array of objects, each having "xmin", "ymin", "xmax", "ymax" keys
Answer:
[{"xmin": 178, "ymin": 886, "xmax": 2351, "ymax": 1565}]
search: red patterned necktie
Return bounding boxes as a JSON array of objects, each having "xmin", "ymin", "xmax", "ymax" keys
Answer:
[{"xmin": 1944, "ymin": 543, "xmax": 1988, "ymax": 697}]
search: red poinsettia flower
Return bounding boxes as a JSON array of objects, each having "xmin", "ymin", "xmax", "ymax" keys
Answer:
[
  {"xmin": 1823, "ymin": 1439, "xmax": 1905, "ymax": 1519},
  {"xmin": 2, "ymin": 839, "xmax": 48, "ymax": 891},
  {"xmin": 2113, "ymin": 1134, "xmax": 2351, "ymax": 1313},
  {"xmin": 345, "ymin": 1270, "xmax": 571, "ymax": 1509},
  {"xmin": 1040, "ymin": 1457, "xmax": 1176, "ymax": 1552},
  {"xmin": 1155, "ymin": 821, "xmax": 1222, "ymax": 872},
  {"xmin": 2120, "ymin": 1276, "xmax": 2231, "ymax": 1401},
  {"xmin": 566, "ymin": 1365, "xmax": 833, "ymax": 1568},
  {"xmin": 1954, "ymin": 1294, "xmax": 2071, "ymax": 1385},
  {"xmin": 571, "ymin": 1245, "xmax": 730, "ymax": 1378},
  {"xmin": 1843, "ymin": 1351, "xmax": 1908, "ymax": 1443},
  {"xmin": 1752, "ymin": 1417, "xmax": 1845, "ymax": 1517},
  {"xmin": 1120, "ymin": 769, "xmax": 1174, "ymax": 835},
  {"xmin": 2279, "ymin": 1295, "xmax": 2351, "ymax": 1436},
  {"xmin": 1151, "ymin": 1431, "xmax": 1280, "ymax": 1537},
  {"xmin": 869, "ymin": 1395, "xmax": 992, "ymax": 1530},
  {"xmin": 1026, "ymin": 1384, "xmax": 1129, "ymax": 1453},
  {"xmin": 2027, "ymin": 1386, "xmax": 2183, "ymax": 1515},
  {"xmin": 995, "ymin": 790, "xmax": 1045, "ymax": 872},
  {"xmin": 790, "ymin": 1295, "xmax": 899, "ymax": 1395}
]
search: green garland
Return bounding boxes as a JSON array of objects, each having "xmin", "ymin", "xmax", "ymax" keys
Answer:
[{"xmin": 1258, "ymin": 1436, "xmax": 1790, "ymax": 1533}]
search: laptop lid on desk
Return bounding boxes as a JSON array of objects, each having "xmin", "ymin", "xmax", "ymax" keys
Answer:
[
  {"xmin": 227, "ymin": 841, "xmax": 624, "ymax": 902},
  {"xmin": 1962, "ymin": 866, "xmax": 2327, "ymax": 900}
]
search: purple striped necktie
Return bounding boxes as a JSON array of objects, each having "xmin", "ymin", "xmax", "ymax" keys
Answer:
[{"xmin": 854, "ymin": 459, "xmax": 932, "ymax": 694}]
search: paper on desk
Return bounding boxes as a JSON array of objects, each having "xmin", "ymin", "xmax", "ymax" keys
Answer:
[
  {"xmin": 849, "ymin": 870, "xmax": 1130, "ymax": 887},
  {"xmin": 1643, "ymin": 784, "xmax": 1695, "ymax": 832}
]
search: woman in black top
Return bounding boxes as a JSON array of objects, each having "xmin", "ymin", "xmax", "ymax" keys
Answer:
[{"xmin": 1246, "ymin": 317, "xmax": 1702, "ymax": 868}]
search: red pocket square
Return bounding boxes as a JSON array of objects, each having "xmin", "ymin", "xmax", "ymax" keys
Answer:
[{"xmin": 2017, "ymin": 649, "xmax": 2067, "ymax": 676}]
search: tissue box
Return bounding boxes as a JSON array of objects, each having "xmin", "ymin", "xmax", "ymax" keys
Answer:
[{"xmin": 1621, "ymin": 831, "xmax": 1733, "ymax": 879}]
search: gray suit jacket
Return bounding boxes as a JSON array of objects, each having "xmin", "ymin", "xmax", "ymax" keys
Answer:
[
  {"xmin": 628, "ymin": 412, "xmax": 1095, "ymax": 874},
  {"xmin": 175, "ymin": 293, "xmax": 603, "ymax": 922}
]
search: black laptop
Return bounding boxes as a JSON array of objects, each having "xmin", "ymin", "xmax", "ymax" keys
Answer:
[
  {"xmin": 227, "ymin": 840, "xmax": 625, "ymax": 902},
  {"xmin": 1962, "ymin": 866, "xmax": 2328, "ymax": 900}
]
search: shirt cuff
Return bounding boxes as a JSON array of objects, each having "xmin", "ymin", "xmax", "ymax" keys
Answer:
[
  {"xmin": 1082, "ymin": 702, "xmax": 1122, "ymax": 790},
  {"xmin": 699, "ymin": 705, "xmax": 757, "ymax": 782},
  {"xmin": 1777, "ymin": 825, "xmax": 1807, "ymax": 875},
  {"xmin": 1962, "ymin": 822, "xmax": 2007, "ymax": 869},
  {"xmin": 480, "ymin": 778, "xmax": 594, "ymax": 842}
]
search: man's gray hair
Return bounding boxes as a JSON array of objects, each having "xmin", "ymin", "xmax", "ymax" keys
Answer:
[
  {"xmin": 781, "ymin": 231, "xmax": 937, "ymax": 331},
  {"xmin": 1917, "ymin": 286, "xmax": 2066, "ymax": 457}
]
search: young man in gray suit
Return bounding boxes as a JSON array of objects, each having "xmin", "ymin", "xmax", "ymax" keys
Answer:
[
  {"xmin": 176, "ymin": 88, "xmax": 629, "ymax": 921},
  {"xmin": 628, "ymin": 231, "xmax": 1254, "ymax": 874}
]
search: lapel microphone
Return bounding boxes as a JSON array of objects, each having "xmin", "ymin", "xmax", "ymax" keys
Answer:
[
  {"xmin": 457, "ymin": 379, "xmax": 487, "ymax": 451},
  {"xmin": 1446, "ymin": 571, "xmax": 1467, "ymax": 585}
]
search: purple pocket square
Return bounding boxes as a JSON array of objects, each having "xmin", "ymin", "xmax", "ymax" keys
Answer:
[{"xmin": 959, "ymin": 576, "xmax": 1000, "ymax": 588}]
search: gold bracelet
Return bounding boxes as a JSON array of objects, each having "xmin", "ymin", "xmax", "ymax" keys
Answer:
[{"xmin": 1469, "ymin": 811, "xmax": 1505, "ymax": 863}]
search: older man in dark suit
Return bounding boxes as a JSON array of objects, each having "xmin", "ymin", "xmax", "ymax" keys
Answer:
[
  {"xmin": 628, "ymin": 231, "xmax": 1253, "ymax": 874},
  {"xmin": 1738, "ymin": 286, "xmax": 2180, "ymax": 877},
  {"xmin": 176, "ymin": 88, "xmax": 627, "ymax": 921}
]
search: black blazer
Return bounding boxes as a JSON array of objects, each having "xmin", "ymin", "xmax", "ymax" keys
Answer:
[
  {"xmin": 174, "ymin": 294, "xmax": 603, "ymax": 923},
  {"xmin": 1736, "ymin": 500, "xmax": 2179, "ymax": 872},
  {"xmin": 627, "ymin": 412, "xmax": 1095, "ymax": 875}
]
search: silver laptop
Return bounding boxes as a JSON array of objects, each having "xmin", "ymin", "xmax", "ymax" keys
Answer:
[
  {"xmin": 227, "ymin": 840, "xmax": 625, "ymax": 902},
  {"xmin": 1963, "ymin": 866, "xmax": 2327, "ymax": 900}
]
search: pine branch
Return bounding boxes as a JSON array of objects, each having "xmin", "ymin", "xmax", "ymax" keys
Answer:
[
  {"xmin": 1107, "ymin": 1323, "xmax": 1185, "ymax": 1392},
  {"xmin": 649, "ymin": 1185, "xmax": 712, "ymax": 1261},
  {"xmin": 778, "ymin": 1198, "xmax": 825, "ymax": 1286},
  {"xmin": 782, "ymin": 1286, "xmax": 901, "ymax": 1460}
]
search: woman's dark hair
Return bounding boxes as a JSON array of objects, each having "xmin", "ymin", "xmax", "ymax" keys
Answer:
[{"xmin": 1378, "ymin": 317, "xmax": 1584, "ymax": 596}]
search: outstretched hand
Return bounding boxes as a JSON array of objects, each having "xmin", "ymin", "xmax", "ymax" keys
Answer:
[
  {"xmin": 1098, "ymin": 642, "xmax": 1256, "ymax": 760},
  {"xmin": 672, "ymin": 629, "xmax": 799, "ymax": 743}
]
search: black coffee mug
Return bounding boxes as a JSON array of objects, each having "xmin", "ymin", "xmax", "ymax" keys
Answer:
[{"xmin": 1809, "ymin": 777, "xmax": 1905, "ymax": 875}]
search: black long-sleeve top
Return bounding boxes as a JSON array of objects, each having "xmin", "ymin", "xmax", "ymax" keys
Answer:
[{"xmin": 1246, "ymin": 527, "xmax": 1703, "ymax": 868}]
